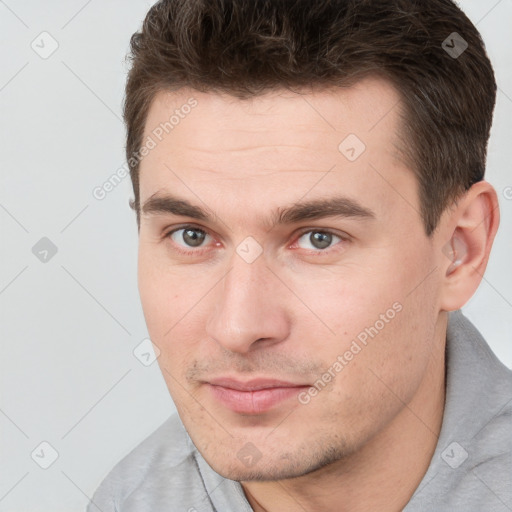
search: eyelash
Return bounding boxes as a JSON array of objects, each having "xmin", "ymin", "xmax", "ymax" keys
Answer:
[{"xmin": 163, "ymin": 224, "xmax": 348, "ymax": 256}]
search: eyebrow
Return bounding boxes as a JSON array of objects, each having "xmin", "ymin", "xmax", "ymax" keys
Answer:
[{"xmin": 141, "ymin": 193, "xmax": 375, "ymax": 226}]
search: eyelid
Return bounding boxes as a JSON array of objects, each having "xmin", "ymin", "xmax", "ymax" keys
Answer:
[
  {"xmin": 294, "ymin": 226, "xmax": 349, "ymax": 239},
  {"xmin": 163, "ymin": 223, "xmax": 208, "ymax": 238}
]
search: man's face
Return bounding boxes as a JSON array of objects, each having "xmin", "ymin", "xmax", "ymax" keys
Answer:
[{"xmin": 137, "ymin": 78, "xmax": 444, "ymax": 480}]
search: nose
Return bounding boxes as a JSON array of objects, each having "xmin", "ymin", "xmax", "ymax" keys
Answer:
[{"xmin": 205, "ymin": 253, "xmax": 291, "ymax": 354}]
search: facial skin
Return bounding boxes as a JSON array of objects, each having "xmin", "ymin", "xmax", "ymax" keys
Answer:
[{"xmin": 137, "ymin": 77, "xmax": 499, "ymax": 511}]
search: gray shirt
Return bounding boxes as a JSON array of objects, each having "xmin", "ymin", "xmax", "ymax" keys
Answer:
[{"xmin": 87, "ymin": 311, "xmax": 512, "ymax": 511}]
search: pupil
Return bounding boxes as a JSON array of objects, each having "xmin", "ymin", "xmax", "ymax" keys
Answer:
[
  {"xmin": 311, "ymin": 232, "xmax": 331, "ymax": 249},
  {"xmin": 183, "ymin": 229, "xmax": 205, "ymax": 247}
]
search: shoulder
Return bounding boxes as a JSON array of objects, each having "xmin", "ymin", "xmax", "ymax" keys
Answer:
[
  {"xmin": 447, "ymin": 312, "xmax": 512, "ymax": 507},
  {"xmin": 420, "ymin": 406, "xmax": 512, "ymax": 512},
  {"xmin": 87, "ymin": 413, "xmax": 208, "ymax": 512},
  {"xmin": 457, "ymin": 363, "xmax": 512, "ymax": 510},
  {"xmin": 407, "ymin": 311, "xmax": 512, "ymax": 511}
]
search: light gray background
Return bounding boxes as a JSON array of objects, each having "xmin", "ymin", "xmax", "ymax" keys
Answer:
[{"xmin": 0, "ymin": 1, "xmax": 511, "ymax": 510}]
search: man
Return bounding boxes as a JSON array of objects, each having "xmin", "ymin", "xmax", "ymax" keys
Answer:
[{"xmin": 88, "ymin": 0, "xmax": 512, "ymax": 510}]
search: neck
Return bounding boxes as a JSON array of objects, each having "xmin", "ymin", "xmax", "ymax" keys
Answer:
[{"xmin": 241, "ymin": 320, "xmax": 447, "ymax": 512}]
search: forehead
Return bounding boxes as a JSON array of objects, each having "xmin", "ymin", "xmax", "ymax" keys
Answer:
[
  {"xmin": 138, "ymin": 77, "xmax": 418, "ymax": 230},
  {"xmin": 142, "ymin": 76, "xmax": 404, "ymax": 149}
]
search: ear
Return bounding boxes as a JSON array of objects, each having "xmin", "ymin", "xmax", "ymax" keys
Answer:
[{"xmin": 438, "ymin": 181, "xmax": 500, "ymax": 312}]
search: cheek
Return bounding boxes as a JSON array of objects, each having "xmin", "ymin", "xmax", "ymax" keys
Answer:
[
  {"xmin": 297, "ymin": 250, "xmax": 438, "ymax": 397},
  {"xmin": 312, "ymin": 307, "xmax": 436, "ymax": 443},
  {"xmin": 290, "ymin": 267, "xmax": 401, "ymax": 347},
  {"xmin": 341, "ymin": 292, "xmax": 437, "ymax": 418},
  {"xmin": 137, "ymin": 247, "xmax": 212, "ymax": 374},
  {"xmin": 137, "ymin": 252, "xmax": 169, "ymax": 336},
  {"xmin": 138, "ymin": 246, "xmax": 199, "ymax": 334}
]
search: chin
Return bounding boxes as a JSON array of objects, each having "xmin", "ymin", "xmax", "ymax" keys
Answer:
[
  {"xmin": 207, "ymin": 459, "xmax": 307, "ymax": 482},
  {"xmin": 199, "ymin": 440, "xmax": 349, "ymax": 483}
]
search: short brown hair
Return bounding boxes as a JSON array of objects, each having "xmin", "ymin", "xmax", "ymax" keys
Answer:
[{"xmin": 123, "ymin": 0, "xmax": 496, "ymax": 235}]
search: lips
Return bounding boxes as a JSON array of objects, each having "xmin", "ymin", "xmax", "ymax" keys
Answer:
[{"xmin": 205, "ymin": 377, "xmax": 310, "ymax": 414}]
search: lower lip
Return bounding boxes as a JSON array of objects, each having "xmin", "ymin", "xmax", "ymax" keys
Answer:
[{"xmin": 206, "ymin": 384, "xmax": 309, "ymax": 414}]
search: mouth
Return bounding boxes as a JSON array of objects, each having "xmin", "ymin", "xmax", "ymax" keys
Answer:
[{"xmin": 204, "ymin": 377, "xmax": 311, "ymax": 414}]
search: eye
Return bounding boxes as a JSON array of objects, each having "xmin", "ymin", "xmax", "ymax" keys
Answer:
[
  {"xmin": 295, "ymin": 230, "xmax": 343, "ymax": 251},
  {"xmin": 168, "ymin": 227, "xmax": 212, "ymax": 249}
]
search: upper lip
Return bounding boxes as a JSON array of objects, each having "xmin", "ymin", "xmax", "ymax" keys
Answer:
[{"xmin": 206, "ymin": 377, "xmax": 309, "ymax": 391}]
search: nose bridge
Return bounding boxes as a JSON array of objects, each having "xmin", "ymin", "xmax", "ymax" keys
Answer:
[{"xmin": 206, "ymin": 253, "xmax": 289, "ymax": 353}]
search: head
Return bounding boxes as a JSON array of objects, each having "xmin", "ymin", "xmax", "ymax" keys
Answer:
[{"xmin": 125, "ymin": 0, "xmax": 499, "ymax": 480}]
